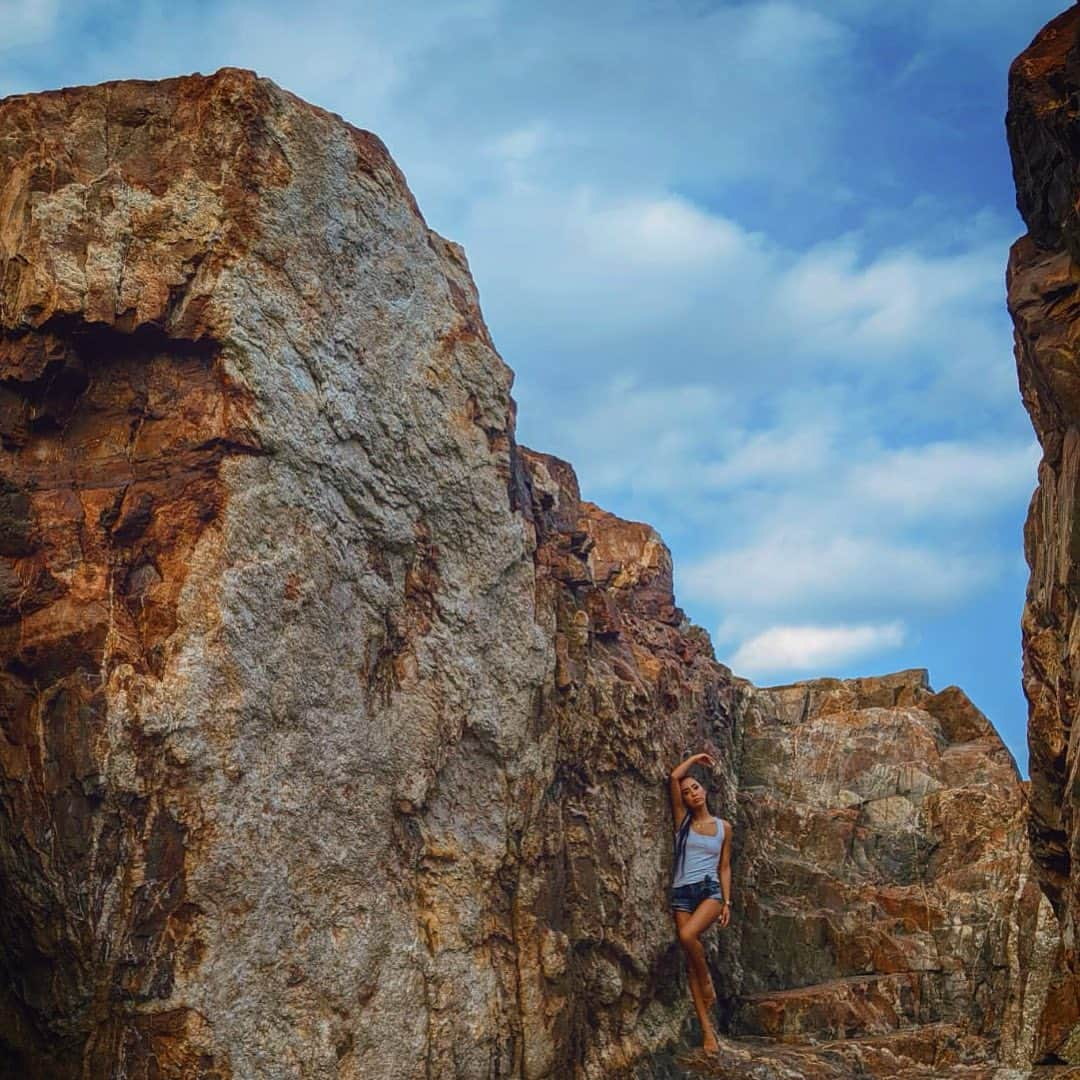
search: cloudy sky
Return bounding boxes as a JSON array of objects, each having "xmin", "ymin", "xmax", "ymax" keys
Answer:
[{"xmin": 0, "ymin": 0, "xmax": 1064, "ymax": 772}]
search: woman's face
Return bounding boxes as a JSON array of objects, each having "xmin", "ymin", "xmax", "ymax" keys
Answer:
[{"xmin": 681, "ymin": 778, "xmax": 707, "ymax": 809}]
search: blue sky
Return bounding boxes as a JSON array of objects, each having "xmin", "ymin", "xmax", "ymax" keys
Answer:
[{"xmin": 0, "ymin": 0, "xmax": 1065, "ymax": 773}]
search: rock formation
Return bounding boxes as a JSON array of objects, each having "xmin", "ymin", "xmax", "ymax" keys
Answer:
[
  {"xmin": 0, "ymin": 63, "xmax": 1065, "ymax": 1079},
  {"xmin": 1008, "ymin": 4, "xmax": 1080, "ymax": 1066},
  {"xmin": 718, "ymin": 672, "xmax": 1061, "ymax": 1076},
  {"xmin": 0, "ymin": 70, "xmax": 744, "ymax": 1079}
]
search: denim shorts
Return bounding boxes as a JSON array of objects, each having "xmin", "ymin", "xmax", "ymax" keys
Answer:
[{"xmin": 670, "ymin": 875, "xmax": 724, "ymax": 913}]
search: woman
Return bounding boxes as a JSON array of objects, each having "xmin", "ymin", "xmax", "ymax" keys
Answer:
[{"xmin": 669, "ymin": 750, "xmax": 732, "ymax": 1053}]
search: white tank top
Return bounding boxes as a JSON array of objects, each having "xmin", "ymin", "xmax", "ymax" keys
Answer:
[{"xmin": 672, "ymin": 816, "xmax": 724, "ymax": 888}]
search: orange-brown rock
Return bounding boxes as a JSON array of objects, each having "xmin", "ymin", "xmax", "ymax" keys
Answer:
[
  {"xmin": 0, "ymin": 70, "xmax": 746, "ymax": 1079},
  {"xmin": 712, "ymin": 672, "xmax": 1063, "ymax": 1077},
  {"xmin": 493, "ymin": 448, "xmax": 745, "ymax": 1078},
  {"xmin": 1008, "ymin": 4, "xmax": 1080, "ymax": 1066}
]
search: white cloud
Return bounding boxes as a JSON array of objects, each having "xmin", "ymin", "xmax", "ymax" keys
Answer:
[
  {"xmin": 464, "ymin": 178, "xmax": 1012, "ymax": 413},
  {"xmin": 465, "ymin": 187, "xmax": 771, "ymax": 340},
  {"xmin": 657, "ymin": 430, "xmax": 1033, "ymax": 672},
  {"xmin": 485, "ymin": 124, "xmax": 549, "ymax": 178},
  {"xmin": 848, "ymin": 440, "xmax": 1040, "ymax": 520},
  {"xmin": 523, "ymin": 374, "xmax": 731, "ymax": 494},
  {"xmin": 581, "ymin": 195, "xmax": 756, "ymax": 270},
  {"xmin": 682, "ymin": 532, "xmax": 998, "ymax": 617},
  {"xmin": 487, "ymin": 126, "xmax": 544, "ymax": 161},
  {"xmin": 700, "ymin": 425, "xmax": 836, "ymax": 489},
  {"xmin": 728, "ymin": 621, "xmax": 906, "ymax": 676},
  {"xmin": 779, "ymin": 238, "xmax": 1003, "ymax": 354},
  {"xmin": 732, "ymin": 2, "xmax": 849, "ymax": 64}
]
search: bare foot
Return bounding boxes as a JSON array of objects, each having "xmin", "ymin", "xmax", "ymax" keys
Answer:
[{"xmin": 702, "ymin": 1033, "xmax": 719, "ymax": 1053}]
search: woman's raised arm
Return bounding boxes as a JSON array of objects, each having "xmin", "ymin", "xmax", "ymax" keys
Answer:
[{"xmin": 669, "ymin": 751, "xmax": 714, "ymax": 825}]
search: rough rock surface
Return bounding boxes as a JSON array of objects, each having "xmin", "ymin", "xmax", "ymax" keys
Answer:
[
  {"xmin": 0, "ymin": 70, "xmax": 745, "ymax": 1079},
  {"xmin": 1008, "ymin": 4, "xmax": 1080, "ymax": 1065},
  {"xmin": 510, "ymin": 450, "xmax": 742, "ymax": 1078},
  {"xmin": 0, "ymin": 66, "xmax": 1065, "ymax": 1080},
  {"xmin": 715, "ymin": 672, "xmax": 1061, "ymax": 1075}
]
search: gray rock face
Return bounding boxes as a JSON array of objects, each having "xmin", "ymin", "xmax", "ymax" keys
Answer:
[{"xmin": 0, "ymin": 70, "xmax": 742, "ymax": 1078}]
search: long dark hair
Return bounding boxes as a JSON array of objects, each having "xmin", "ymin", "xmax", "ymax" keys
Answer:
[{"xmin": 673, "ymin": 811, "xmax": 692, "ymax": 877}]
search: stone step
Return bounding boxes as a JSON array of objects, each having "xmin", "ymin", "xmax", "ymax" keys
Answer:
[
  {"xmin": 675, "ymin": 1024, "xmax": 1024, "ymax": 1080},
  {"xmin": 734, "ymin": 971, "xmax": 929, "ymax": 1041}
]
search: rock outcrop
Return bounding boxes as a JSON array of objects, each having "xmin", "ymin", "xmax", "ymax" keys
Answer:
[
  {"xmin": 1008, "ymin": 4, "xmax": 1080, "ymax": 1065},
  {"xmin": 721, "ymin": 672, "xmax": 1061, "ymax": 1075},
  {"xmin": 0, "ymin": 64, "xmax": 1065, "ymax": 1079}
]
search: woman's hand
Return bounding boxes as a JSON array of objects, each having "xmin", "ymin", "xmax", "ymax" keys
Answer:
[
  {"xmin": 719, "ymin": 902, "xmax": 731, "ymax": 928},
  {"xmin": 671, "ymin": 750, "xmax": 716, "ymax": 779}
]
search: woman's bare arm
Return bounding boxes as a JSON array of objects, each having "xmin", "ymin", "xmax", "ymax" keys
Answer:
[{"xmin": 718, "ymin": 819, "xmax": 733, "ymax": 927}]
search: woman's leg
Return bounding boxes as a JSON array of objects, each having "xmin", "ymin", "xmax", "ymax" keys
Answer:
[
  {"xmin": 677, "ymin": 898, "xmax": 722, "ymax": 997},
  {"xmin": 683, "ymin": 938, "xmax": 716, "ymax": 1008},
  {"xmin": 674, "ymin": 903, "xmax": 722, "ymax": 1049},
  {"xmin": 684, "ymin": 941, "xmax": 705, "ymax": 1004}
]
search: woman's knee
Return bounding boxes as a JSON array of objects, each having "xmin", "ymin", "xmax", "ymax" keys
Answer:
[{"xmin": 678, "ymin": 925, "xmax": 701, "ymax": 950}]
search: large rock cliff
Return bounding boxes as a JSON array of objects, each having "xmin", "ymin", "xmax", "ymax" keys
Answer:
[
  {"xmin": 1008, "ymin": 4, "xmax": 1080, "ymax": 1066},
  {"xmin": 0, "ymin": 67, "xmax": 1064, "ymax": 1078},
  {"xmin": 0, "ymin": 70, "xmax": 744, "ymax": 1079}
]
